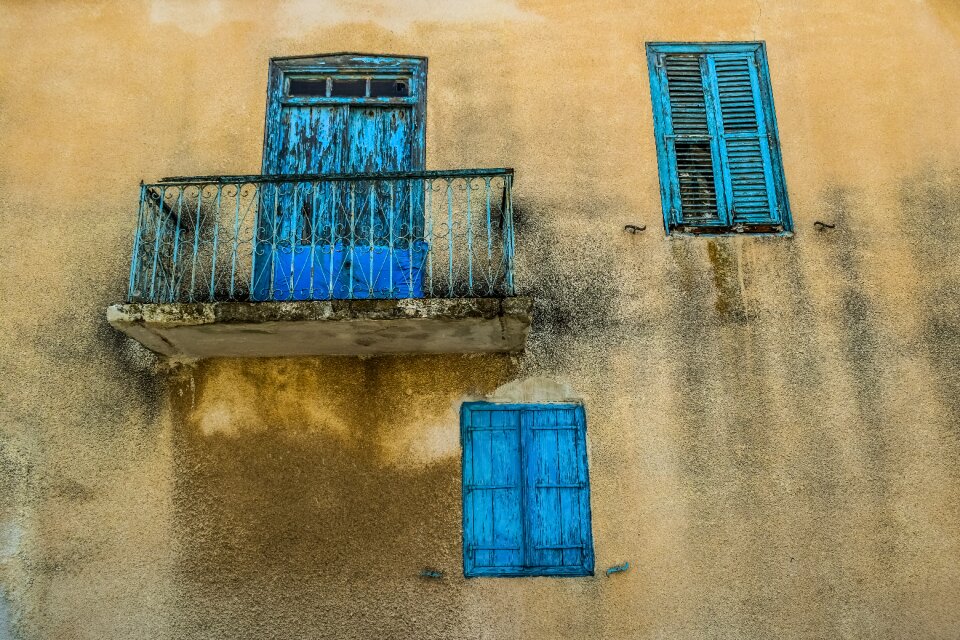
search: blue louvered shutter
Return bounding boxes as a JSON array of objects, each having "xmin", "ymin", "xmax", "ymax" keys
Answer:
[
  {"xmin": 655, "ymin": 53, "xmax": 729, "ymax": 228},
  {"xmin": 648, "ymin": 43, "xmax": 790, "ymax": 233},
  {"xmin": 707, "ymin": 52, "xmax": 783, "ymax": 228},
  {"xmin": 462, "ymin": 406, "xmax": 524, "ymax": 576},
  {"xmin": 522, "ymin": 406, "xmax": 594, "ymax": 575}
]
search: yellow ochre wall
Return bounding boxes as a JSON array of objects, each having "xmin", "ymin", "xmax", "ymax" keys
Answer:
[{"xmin": 1, "ymin": 1, "xmax": 959, "ymax": 638}]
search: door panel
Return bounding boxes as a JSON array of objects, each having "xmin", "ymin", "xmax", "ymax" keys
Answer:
[
  {"xmin": 255, "ymin": 56, "xmax": 427, "ymax": 301},
  {"xmin": 346, "ymin": 107, "xmax": 413, "ymax": 246},
  {"xmin": 254, "ymin": 105, "xmax": 347, "ymax": 300}
]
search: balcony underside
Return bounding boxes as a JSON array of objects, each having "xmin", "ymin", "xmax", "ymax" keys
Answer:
[{"xmin": 107, "ymin": 297, "xmax": 532, "ymax": 358}]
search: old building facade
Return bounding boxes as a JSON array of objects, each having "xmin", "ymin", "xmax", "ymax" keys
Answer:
[{"xmin": 1, "ymin": 1, "xmax": 959, "ymax": 638}]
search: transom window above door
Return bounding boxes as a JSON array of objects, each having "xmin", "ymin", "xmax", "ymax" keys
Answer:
[{"xmin": 286, "ymin": 76, "xmax": 412, "ymax": 99}]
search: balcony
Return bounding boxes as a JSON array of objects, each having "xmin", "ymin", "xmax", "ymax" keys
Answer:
[{"xmin": 108, "ymin": 169, "xmax": 531, "ymax": 358}]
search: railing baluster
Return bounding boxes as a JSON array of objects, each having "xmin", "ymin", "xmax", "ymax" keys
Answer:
[
  {"xmin": 148, "ymin": 187, "xmax": 164, "ymax": 302},
  {"xmin": 446, "ymin": 178, "xmax": 454, "ymax": 296},
  {"xmin": 169, "ymin": 188, "xmax": 184, "ymax": 302},
  {"xmin": 388, "ymin": 181, "xmax": 395, "ymax": 298},
  {"xmin": 189, "ymin": 186, "xmax": 203, "ymax": 302},
  {"xmin": 229, "ymin": 183, "xmax": 242, "ymax": 299},
  {"xmin": 308, "ymin": 181, "xmax": 318, "ymax": 300},
  {"xmin": 245, "ymin": 184, "xmax": 259, "ymax": 297},
  {"xmin": 485, "ymin": 178, "xmax": 493, "ymax": 296},
  {"xmin": 268, "ymin": 182, "xmax": 280, "ymax": 300},
  {"xmin": 504, "ymin": 174, "xmax": 516, "ymax": 295},
  {"xmin": 129, "ymin": 182, "xmax": 146, "ymax": 300},
  {"xmin": 466, "ymin": 178, "xmax": 473, "ymax": 295},
  {"xmin": 328, "ymin": 182, "xmax": 336, "ymax": 300},
  {"xmin": 426, "ymin": 180, "xmax": 434, "ymax": 297},
  {"xmin": 288, "ymin": 182, "xmax": 299, "ymax": 300},
  {"xmin": 348, "ymin": 182, "xmax": 356, "ymax": 299},
  {"xmin": 209, "ymin": 185, "xmax": 222, "ymax": 301},
  {"xmin": 408, "ymin": 180, "xmax": 414, "ymax": 296},
  {"xmin": 368, "ymin": 180, "xmax": 375, "ymax": 297}
]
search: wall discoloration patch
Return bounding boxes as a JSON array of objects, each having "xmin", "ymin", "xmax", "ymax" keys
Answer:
[
  {"xmin": 901, "ymin": 167, "xmax": 960, "ymax": 435},
  {"xmin": 705, "ymin": 239, "xmax": 750, "ymax": 322},
  {"xmin": 516, "ymin": 205, "xmax": 625, "ymax": 373},
  {"xmin": 168, "ymin": 354, "xmax": 513, "ymax": 638},
  {"xmin": 149, "ymin": 0, "xmax": 541, "ymax": 36}
]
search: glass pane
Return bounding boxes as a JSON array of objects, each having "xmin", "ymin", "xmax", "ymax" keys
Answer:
[
  {"xmin": 370, "ymin": 78, "xmax": 409, "ymax": 97},
  {"xmin": 287, "ymin": 79, "xmax": 327, "ymax": 97},
  {"xmin": 330, "ymin": 79, "xmax": 367, "ymax": 97}
]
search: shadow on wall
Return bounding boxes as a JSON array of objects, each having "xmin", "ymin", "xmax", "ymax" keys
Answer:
[
  {"xmin": 511, "ymin": 198, "xmax": 626, "ymax": 372},
  {"xmin": 168, "ymin": 353, "xmax": 515, "ymax": 638}
]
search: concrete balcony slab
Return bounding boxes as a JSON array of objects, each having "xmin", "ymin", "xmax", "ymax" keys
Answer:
[{"xmin": 107, "ymin": 297, "xmax": 532, "ymax": 358}]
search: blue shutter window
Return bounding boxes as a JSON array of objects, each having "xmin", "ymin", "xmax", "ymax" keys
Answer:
[
  {"xmin": 461, "ymin": 403, "xmax": 594, "ymax": 577},
  {"xmin": 646, "ymin": 42, "xmax": 792, "ymax": 235}
]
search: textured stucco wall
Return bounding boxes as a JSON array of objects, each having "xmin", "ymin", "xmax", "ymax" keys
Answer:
[{"xmin": 1, "ymin": 1, "xmax": 959, "ymax": 638}]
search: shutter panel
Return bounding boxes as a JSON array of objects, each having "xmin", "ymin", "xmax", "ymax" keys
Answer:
[
  {"xmin": 462, "ymin": 407, "xmax": 524, "ymax": 575},
  {"xmin": 708, "ymin": 52, "xmax": 782, "ymax": 227},
  {"xmin": 522, "ymin": 406, "xmax": 593, "ymax": 574},
  {"xmin": 660, "ymin": 54, "xmax": 728, "ymax": 227}
]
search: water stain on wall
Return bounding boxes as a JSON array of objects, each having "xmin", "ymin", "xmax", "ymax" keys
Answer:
[
  {"xmin": 168, "ymin": 354, "xmax": 513, "ymax": 638},
  {"xmin": 901, "ymin": 166, "xmax": 960, "ymax": 437},
  {"xmin": 818, "ymin": 186, "xmax": 896, "ymax": 492}
]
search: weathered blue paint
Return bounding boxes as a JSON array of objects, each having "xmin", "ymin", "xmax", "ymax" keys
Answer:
[
  {"xmin": 606, "ymin": 561, "xmax": 629, "ymax": 576},
  {"xmin": 461, "ymin": 402, "xmax": 594, "ymax": 578},
  {"xmin": 646, "ymin": 42, "xmax": 792, "ymax": 235},
  {"xmin": 254, "ymin": 54, "xmax": 427, "ymax": 299}
]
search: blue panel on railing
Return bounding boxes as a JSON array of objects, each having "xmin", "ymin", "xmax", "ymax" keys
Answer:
[{"xmin": 251, "ymin": 241, "xmax": 428, "ymax": 301}]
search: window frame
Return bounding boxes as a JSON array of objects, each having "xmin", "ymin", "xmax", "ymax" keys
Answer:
[
  {"xmin": 460, "ymin": 402, "xmax": 595, "ymax": 578},
  {"xmin": 645, "ymin": 41, "xmax": 792, "ymax": 236}
]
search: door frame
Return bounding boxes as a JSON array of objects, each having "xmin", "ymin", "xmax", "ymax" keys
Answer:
[{"xmin": 261, "ymin": 53, "xmax": 428, "ymax": 175}]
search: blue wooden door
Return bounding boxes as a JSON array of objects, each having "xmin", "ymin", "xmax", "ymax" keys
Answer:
[{"xmin": 253, "ymin": 55, "xmax": 427, "ymax": 300}]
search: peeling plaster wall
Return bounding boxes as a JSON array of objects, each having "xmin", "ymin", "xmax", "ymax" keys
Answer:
[{"xmin": 1, "ymin": 1, "xmax": 959, "ymax": 638}]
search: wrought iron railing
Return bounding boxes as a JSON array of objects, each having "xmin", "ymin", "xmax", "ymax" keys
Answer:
[{"xmin": 126, "ymin": 169, "xmax": 515, "ymax": 303}]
